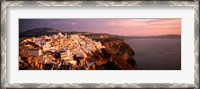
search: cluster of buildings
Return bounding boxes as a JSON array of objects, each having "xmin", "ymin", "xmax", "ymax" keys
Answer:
[{"xmin": 19, "ymin": 32, "xmax": 105, "ymax": 70}]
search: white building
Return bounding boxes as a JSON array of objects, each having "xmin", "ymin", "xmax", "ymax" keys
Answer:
[
  {"xmin": 31, "ymin": 37, "xmax": 35, "ymax": 42},
  {"xmin": 41, "ymin": 41, "xmax": 52, "ymax": 51},
  {"xmin": 42, "ymin": 35, "xmax": 50, "ymax": 40},
  {"xmin": 67, "ymin": 50, "xmax": 71, "ymax": 57},
  {"xmin": 45, "ymin": 35, "xmax": 50, "ymax": 39},
  {"xmin": 51, "ymin": 34, "xmax": 58, "ymax": 39},
  {"xmin": 60, "ymin": 50, "xmax": 71, "ymax": 60},
  {"xmin": 34, "ymin": 38, "xmax": 42, "ymax": 46},
  {"xmin": 96, "ymin": 41, "xmax": 105, "ymax": 49},
  {"xmin": 65, "ymin": 33, "xmax": 68, "ymax": 38},
  {"xmin": 70, "ymin": 35, "xmax": 79, "ymax": 40},
  {"xmin": 68, "ymin": 60, "xmax": 77, "ymax": 65},
  {"xmin": 35, "ymin": 42, "xmax": 41, "ymax": 46},
  {"xmin": 58, "ymin": 32, "xmax": 64, "ymax": 37}
]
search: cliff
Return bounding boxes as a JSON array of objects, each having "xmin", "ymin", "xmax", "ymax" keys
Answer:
[
  {"xmin": 19, "ymin": 28, "xmax": 137, "ymax": 70},
  {"xmin": 88, "ymin": 37, "xmax": 137, "ymax": 70}
]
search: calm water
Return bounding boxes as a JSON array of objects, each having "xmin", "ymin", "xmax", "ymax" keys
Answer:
[{"xmin": 125, "ymin": 38, "xmax": 181, "ymax": 70}]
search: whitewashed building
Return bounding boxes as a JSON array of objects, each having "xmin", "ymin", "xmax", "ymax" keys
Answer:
[
  {"xmin": 58, "ymin": 32, "xmax": 64, "ymax": 37},
  {"xmin": 51, "ymin": 34, "xmax": 58, "ymax": 39},
  {"xmin": 42, "ymin": 42, "xmax": 51, "ymax": 51},
  {"xmin": 65, "ymin": 33, "xmax": 68, "ymax": 38},
  {"xmin": 31, "ymin": 37, "xmax": 35, "ymax": 42},
  {"xmin": 70, "ymin": 35, "xmax": 79, "ymax": 40}
]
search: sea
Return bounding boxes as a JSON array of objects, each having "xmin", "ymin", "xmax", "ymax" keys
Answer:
[{"xmin": 124, "ymin": 38, "xmax": 181, "ymax": 70}]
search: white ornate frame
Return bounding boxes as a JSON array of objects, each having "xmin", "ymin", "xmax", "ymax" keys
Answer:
[{"xmin": 1, "ymin": 0, "xmax": 199, "ymax": 89}]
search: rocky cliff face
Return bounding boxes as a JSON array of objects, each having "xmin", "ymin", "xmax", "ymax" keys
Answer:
[{"xmin": 88, "ymin": 38, "xmax": 137, "ymax": 70}]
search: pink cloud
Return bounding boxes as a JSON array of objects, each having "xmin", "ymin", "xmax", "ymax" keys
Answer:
[
  {"xmin": 69, "ymin": 22, "xmax": 77, "ymax": 25},
  {"xmin": 107, "ymin": 19, "xmax": 149, "ymax": 27},
  {"xmin": 104, "ymin": 19, "xmax": 181, "ymax": 36}
]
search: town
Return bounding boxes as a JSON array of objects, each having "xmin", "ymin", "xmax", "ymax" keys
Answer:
[{"xmin": 19, "ymin": 32, "xmax": 105, "ymax": 70}]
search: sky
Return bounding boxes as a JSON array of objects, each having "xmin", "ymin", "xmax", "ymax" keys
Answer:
[{"xmin": 19, "ymin": 19, "xmax": 181, "ymax": 36}]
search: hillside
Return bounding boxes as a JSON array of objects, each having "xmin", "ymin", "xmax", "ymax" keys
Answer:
[
  {"xmin": 19, "ymin": 28, "xmax": 137, "ymax": 70},
  {"xmin": 92, "ymin": 38, "xmax": 137, "ymax": 70},
  {"xmin": 19, "ymin": 28, "xmax": 62, "ymax": 37}
]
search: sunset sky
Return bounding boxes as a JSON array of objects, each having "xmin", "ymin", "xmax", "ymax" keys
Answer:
[{"xmin": 19, "ymin": 19, "xmax": 181, "ymax": 36}]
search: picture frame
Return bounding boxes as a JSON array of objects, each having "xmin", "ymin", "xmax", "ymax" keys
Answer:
[{"xmin": 1, "ymin": 0, "xmax": 199, "ymax": 89}]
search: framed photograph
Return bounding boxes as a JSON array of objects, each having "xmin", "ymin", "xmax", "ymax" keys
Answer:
[{"xmin": 1, "ymin": 0, "xmax": 199, "ymax": 88}]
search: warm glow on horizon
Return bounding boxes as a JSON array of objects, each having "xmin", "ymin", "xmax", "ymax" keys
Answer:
[{"xmin": 19, "ymin": 19, "xmax": 181, "ymax": 36}]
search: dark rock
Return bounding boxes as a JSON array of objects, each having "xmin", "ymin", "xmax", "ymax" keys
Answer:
[{"xmin": 90, "ymin": 38, "xmax": 137, "ymax": 70}]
